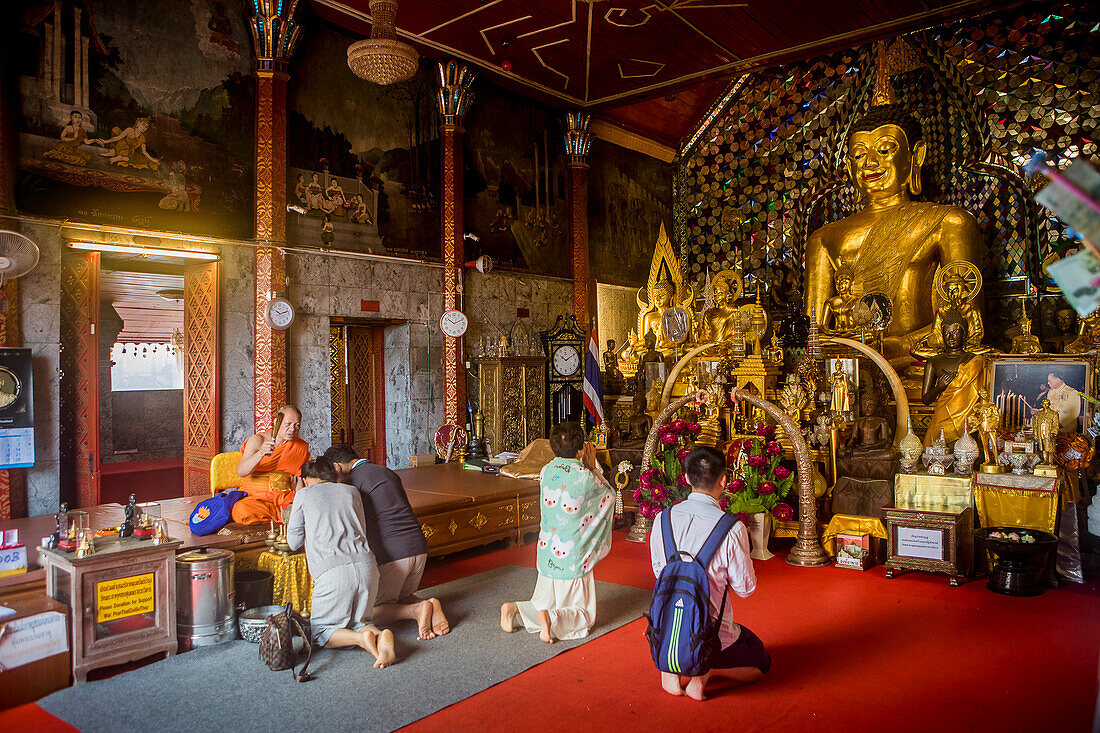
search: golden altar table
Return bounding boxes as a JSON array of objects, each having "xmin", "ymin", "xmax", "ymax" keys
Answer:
[{"xmin": 257, "ymin": 551, "xmax": 312, "ymax": 615}]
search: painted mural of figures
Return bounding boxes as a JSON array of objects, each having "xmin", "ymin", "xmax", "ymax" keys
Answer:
[
  {"xmin": 325, "ymin": 179, "xmax": 348, "ymax": 215},
  {"xmin": 294, "ymin": 174, "xmax": 308, "ymax": 204},
  {"xmin": 44, "ymin": 110, "xmax": 93, "ymax": 166},
  {"xmin": 158, "ymin": 161, "xmax": 191, "ymax": 211},
  {"xmin": 490, "ymin": 204, "xmax": 515, "ymax": 233},
  {"xmin": 349, "ymin": 194, "xmax": 372, "ymax": 224},
  {"xmin": 305, "ymin": 172, "xmax": 327, "ymax": 211},
  {"xmin": 321, "ymin": 214, "xmax": 335, "ymax": 245},
  {"xmin": 90, "ymin": 117, "xmax": 161, "ymax": 170}
]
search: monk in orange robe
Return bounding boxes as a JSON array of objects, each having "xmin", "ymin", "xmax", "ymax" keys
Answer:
[{"xmin": 232, "ymin": 405, "xmax": 311, "ymax": 524}]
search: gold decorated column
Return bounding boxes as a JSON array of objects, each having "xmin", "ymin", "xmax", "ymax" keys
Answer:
[
  {"xmin": 565, "ymin": 112, "xmax": 593, "ymax": 325},
  {"xmin": 249, "ymin": 1, "xmax": 302, "ymax": 433},
  {"xmin": 0, "ymin": 19, "xmax": 22, "ymax": 518},
  {"xmin": 436, "ymin": 61, "xmax": 476, "ymax": 427}
]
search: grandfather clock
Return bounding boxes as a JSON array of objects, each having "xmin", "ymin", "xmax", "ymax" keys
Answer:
[{"xmin": 539, "ymin": 315, "xmax": 587, "ymax": 429}]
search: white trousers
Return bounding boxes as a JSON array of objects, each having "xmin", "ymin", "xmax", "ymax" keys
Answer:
[{"xmin": 514, "ymin": 571, "xmax": 596, "ymax": 640}]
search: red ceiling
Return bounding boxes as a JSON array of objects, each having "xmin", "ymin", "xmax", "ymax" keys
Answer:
[{"xmin": 312, "ymin": 0, "xmax": 1011, "ymax": 148}]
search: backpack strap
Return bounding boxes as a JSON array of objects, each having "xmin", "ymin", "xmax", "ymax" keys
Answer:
[
  {"xmin": 694, "ymin": 513, "xmax": 736, "ymax": 570},
  {"xmin": 660, "ymin": 507, "xmax": 678, "ymax": 563}
]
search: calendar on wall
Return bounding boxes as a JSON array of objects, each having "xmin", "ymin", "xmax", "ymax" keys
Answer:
[{"xmin": 0, "ymin": 348, "xmax": 34, "ymax": 469}]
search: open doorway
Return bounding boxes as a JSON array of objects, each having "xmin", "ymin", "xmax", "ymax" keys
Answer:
[
  {"xmin": 98, "ymin": 268, "xmax": 185, "ymax": 503},
  {"xmin": 329, "ymin": 321, "xmax": 387, "ymax": 465}
]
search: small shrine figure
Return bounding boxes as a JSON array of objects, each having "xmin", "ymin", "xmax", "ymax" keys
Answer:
[
  {"xmin": 1066, "ymin": 308, "xmax": 1100, "ymax": 353},
  {"xmin": 968, "ymin": 388, "xmax": 1001, "ymax": 468},
  {"xmin": 1010, "ymin": 300, "xmax": 1042, "ymax": 355},
  {"xmin": 694, "ymin": 385, "xmax": 724, "ymax": 447},
  {"xmin": 1033, "ymin": 398, "xmax": 1060, "ymax": 469},
  {"xmin": 821, "ymin": 259, "xmax": 860, "ymax": 335},
  {"xmin": 842, "ymin": 389, "xmax": 894, "ymax": 461},
  {"xmin": 602, "ymin": 339, "xmax": 626, "ymax": 394},
  {"xmin": 829, "ymin": 363, "xmax": 853, "ymax": 416},
  {"xmin": 635, "ymin": 330, "xmax": 664, "ymax": 395},
  {"xmin": 1046, "ymin": 308, "xmax": 1076, "ymax": 353},
  {"xmin": 625, "ymin": 391, "xmax": 652, "ymax": 443},
  {"xmin": 778, "ymin": 380, "xmax": 808, "ymax": 422},
  {"xmin": 763, "ymin": 334, "xmax": 784, "ymax": 365},
  {"xmin": 777, "ymin": 296, "xmax": 810, "ymax": 346},
  {"xmin": 645, "ymin": 378, "xmax": 665, "ymax": 419},
  {"xmin": 50, "ymin": 501, "xmax": 68, "ymax": 549},
  {"xmin": 912, "ymin": 262, "xmax": 989, "ymax": 358},
  {"xmin": 120, "ymin": 494, "xmax": 137, "ymax": 538},
  {"xmin": 921, "ymin": 310, "xmax": 988, "ymax": 446}
]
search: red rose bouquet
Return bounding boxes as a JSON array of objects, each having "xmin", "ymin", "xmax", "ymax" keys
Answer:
[
  {"xmin": 719, "ymin": 423, "xmax": 795, "ymax": 522},
  {"xmin": 633, "ymin": 418, "xmax": 701, "ymax": 519}
]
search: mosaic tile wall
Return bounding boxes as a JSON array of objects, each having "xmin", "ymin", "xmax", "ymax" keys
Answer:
[{"xmin": 675, "ymin": 1, "xmax": 1099, "ymax": 301}]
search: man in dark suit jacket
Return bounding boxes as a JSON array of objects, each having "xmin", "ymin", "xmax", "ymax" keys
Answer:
[{"xmin": 324, "ymin": 445, "xmax": 450, "ymax": 639}]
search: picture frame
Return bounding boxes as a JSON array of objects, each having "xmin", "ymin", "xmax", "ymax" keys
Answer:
[{"xmin": 987, "ymin": 354, "xmax": 1093, "ymax": 434}]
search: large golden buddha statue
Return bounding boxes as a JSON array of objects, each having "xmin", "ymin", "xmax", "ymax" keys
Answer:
[{"xmin": 805, "ymin": 102, "xmax": 983, "ymax": 367}]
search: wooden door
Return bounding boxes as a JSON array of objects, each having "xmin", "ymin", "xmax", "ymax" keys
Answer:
[
  {"xmin": 345, "ymin": 326, "xmax": 386, "ymax": 464},
  {"xmin": 182, "ymin": 262, "xmax": 219, "ymax": 496},
  {"xmin": 60, "ymin": 251, "xmax": 100, "ymax": 507}
]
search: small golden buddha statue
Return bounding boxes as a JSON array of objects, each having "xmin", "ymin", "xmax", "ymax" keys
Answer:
[
  {"xmin": 1066, "ymin": 307, "xmax": 1100, "ymax": 353},
  {"xmin": 645, "ymin": 377, "xmax": 664, "ymax": 419},
  {"xmin": 912, "ymin": 262, "xmax": 988, "ymax": 358},
  {"xmin": 821, "ymin": 258, "xmax": 860, "ymax": 335},
  {"xmin": 635, "ymin": 223, "xmax": 694, "ymax": 356},
  {"xmin": 763, "ymin": 334, "xmax": 784, "ymax": 364},
  {"xmin": 968, "ymin": 387, "xmax": 1001, "ymax": 468},
  {"xmin": 1032, "ymin": 398, "xmax": 1059, "ymax": 471},
  {"xmin": 804, "ymin": 95, "xmax": 984, "ymax": 367},
  {"xmin": 921, "ymin": 309, "xmax": 989, "ymax": 446},
  {"xmin": 700, "ymin": 270, "xmax": 744, "ymax": 344},
  {"xmin": 829, "ymin": 363, "xmax": 853, "ymax": 415},
  {"xmin": 1009, "ymin": 300, "xmax": 1042, "ymax": 355}
]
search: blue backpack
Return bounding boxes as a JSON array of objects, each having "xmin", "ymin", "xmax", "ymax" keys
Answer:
[{"xmin": 645, "ymin": 509, "xmax": 735, "ymax": 677}]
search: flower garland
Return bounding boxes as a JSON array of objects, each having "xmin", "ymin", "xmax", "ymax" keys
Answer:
[
  {"xmin": 720, "ymin": 423, "xmax": 795, "ymax": 524},
  {"xmin": 633, "ymin": 418, "xmax": 701, "ymax": 519}
]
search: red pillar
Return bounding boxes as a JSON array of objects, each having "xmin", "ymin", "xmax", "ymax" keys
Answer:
[
  {"xmin": 565, "ymin": 112, "xmax": 594, "ymax": 329},
  {"xmin": 249, "ymin": 5, "xmax": 301, "ymax": 432},
  {"xmin": 436, "ymin": 61, "xmax": 476, "ymax": 427}
]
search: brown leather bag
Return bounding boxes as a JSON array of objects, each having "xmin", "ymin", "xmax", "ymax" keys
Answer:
[{"xmin": 259, "ymin": 604, "xmax": 314, "ymax": 682}]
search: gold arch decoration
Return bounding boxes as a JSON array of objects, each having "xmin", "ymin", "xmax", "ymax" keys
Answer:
[
  {"xmin": 637, "ymin": 222, "xmax": 693, "ymax": 336},
  {"xmin": 823, "ymin": 336, "xmax": 910, "ymax": 446},
  {"xmin": 642, "ymin": 389, "xmax": 829, "ymax": 568}
]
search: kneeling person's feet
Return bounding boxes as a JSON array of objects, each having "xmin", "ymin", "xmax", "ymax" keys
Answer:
[
  {"xmin": 500, "ymin": 602, "xmax": 518, "ymax": 633},
  {"xmin": 429, "ymin": 597, "xmax": 450, "ymax": 636},
  {"xmin": 537, "ymin": 609, "xmax": 554, "ymax": 644},
  {"xmin": 415, "ymin": 600, "xmax": 436, "ymax": 640}
]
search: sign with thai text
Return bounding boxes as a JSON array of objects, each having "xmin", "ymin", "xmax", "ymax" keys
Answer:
[
  {"xmin": 896, "ymin": 527, "xmax": 944, "ymax": 561},
  {"xmin": 96, "ymin": 573, "xmax": 155, "ymax": 624},
  {"xmin": 0, "ymin": 611, "xmax": 67, "ymax": 670}
]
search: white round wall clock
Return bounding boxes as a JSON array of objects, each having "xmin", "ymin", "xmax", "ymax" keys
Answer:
[
  {"xmin": 265, "ymin": 297, "xmax": 295, "ymax": 330},
  {"xmin": 552, "ymin": 344, "xmax": 581, "ymax": 376},
  {"xmin": 439, "ymin": 309, "xmax": 469, "ymax": 338}
]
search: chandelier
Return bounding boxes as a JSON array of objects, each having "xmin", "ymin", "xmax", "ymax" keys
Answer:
[{"xmin": 347, "ymin": 0, "xmax": 419, "ymax": 85}]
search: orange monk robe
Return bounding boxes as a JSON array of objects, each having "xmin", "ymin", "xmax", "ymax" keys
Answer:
[
  {"xmin": 924, "ymin": 355, "xmax": 989, "ymax": 447},
  {"xmin": 231, "ymin": 437, "xmax": 311, "ymax": 525}
]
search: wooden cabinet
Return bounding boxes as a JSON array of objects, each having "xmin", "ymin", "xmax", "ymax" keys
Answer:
[
  {"xmin": 43, "ymin": 539, "xmax": 181, "ymax": 683},
  {"xmin": 477, "ymin": 355, "xmax": 547, "ymax": 454}
]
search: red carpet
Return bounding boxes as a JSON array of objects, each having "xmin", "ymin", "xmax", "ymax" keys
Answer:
[{"xmin": 4, "ymin": 531, "xmax": 1098, "ymax": 732}]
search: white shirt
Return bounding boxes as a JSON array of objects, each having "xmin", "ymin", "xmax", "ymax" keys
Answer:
[{"xmin": 650, "ymin": 492, "xmax": 756, "ymax": 647}]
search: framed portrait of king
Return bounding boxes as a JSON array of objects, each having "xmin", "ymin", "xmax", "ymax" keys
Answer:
[{"xmin": 987, "ymin": 355, "xmax": 1093, "ymax": 434}]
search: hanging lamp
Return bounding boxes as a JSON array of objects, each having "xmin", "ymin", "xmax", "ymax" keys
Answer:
[{"xmin": 347, "ymin": 0, "xmax": 419, "ymax": 85}]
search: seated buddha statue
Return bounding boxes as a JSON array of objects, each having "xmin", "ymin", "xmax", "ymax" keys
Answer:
[
  {"xmin": 805, "ymin": 104, "xmax": 983, "ymax": 368},
  {"xmin": 821, "ymin": 259, "xmax": 860, "ymax": 336},
  {"xmin": 1009, "ymin": 301, "xmax": 1042, "ymax": 355},
  {"xmin": 638, "ymin": 273, "xmax": 676, "ymax": 354},
  {"xmin": 838, "ymin": 387, "xmax": 897, "ymax": 479},
  {"xmin": 911, "ymin": 264, "xmax": 989, "ymax": 358},
  {"xmin": 921, "ymin": 310, "xmax": 989, "ymax": 446},
  {"xmin": 700, "ymin": 270, "xmax": 743, "ymax": 344}
]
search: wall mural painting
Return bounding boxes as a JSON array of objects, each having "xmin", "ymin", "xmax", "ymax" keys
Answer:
[
  {"xmin": 288, "ymin": 26, "xmax": 440, "ymax": 259},
  {"xmin": 15, "ymin": 0, "xmax": 256, "ymax": 238},
  {"xmin": 589, "ymin": 141, "xmax": 672, "ymax": 287},
  {"xmin": 461, "ymin": 82, "xmax": 568, "ymax": 277}
]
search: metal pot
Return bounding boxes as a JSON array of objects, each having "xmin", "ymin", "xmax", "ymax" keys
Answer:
[{"xmin": 176, "ymin": 547, "xmax": 236, "ymax": 650}]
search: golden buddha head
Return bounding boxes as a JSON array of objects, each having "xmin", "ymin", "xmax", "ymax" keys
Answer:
[
  {"xmin": 942, "ymin": 272, "xmax": 968, "ymax": 304},
  {"xmin": 652, "ymin": 273, "xmax": 674, "ymax": 308},
  {"xmin": 846, "ymin": 105, "xmax": 927, "ymax": 199},
  {"xmin": 834, "ymin": 259, "xmax": 855, "ymax": 294}
]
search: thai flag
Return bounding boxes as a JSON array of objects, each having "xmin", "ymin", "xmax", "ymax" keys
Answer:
[{"xmin": 582, "ymin": 328, "xmax": 604, "ymax": 427}]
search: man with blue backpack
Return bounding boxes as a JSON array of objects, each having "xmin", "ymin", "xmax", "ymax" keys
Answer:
[{"xmin": 647, "ymin": 446, "xmax": 771, "ymax": 700}]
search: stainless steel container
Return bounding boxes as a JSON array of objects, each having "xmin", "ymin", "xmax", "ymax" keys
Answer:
[{"xmin": 176, "ymin": 547, "xmax": 236, "ymax": 650}]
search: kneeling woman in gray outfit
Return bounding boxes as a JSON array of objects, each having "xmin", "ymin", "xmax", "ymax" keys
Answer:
[{"xmin": 287, "ymin": 458, "xmax": 396, "ymax": 668}]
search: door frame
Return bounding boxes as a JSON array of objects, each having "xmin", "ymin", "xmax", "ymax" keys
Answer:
[{"xmin": 330, "ymin": 317, "xmax": 403, "ymax": 464}]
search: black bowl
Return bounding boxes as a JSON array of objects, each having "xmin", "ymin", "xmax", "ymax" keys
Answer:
[
  {"xmin": 974, "ymin": 526, "xmax": 1058, "ymax": 556},
  {"xmin": 974, "ymin": 526, "xmax": 1058, "ymax": 597}
]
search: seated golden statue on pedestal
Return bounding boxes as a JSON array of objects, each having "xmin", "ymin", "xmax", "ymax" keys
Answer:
[
  {"xmin": 634, "ymin": 223, "xmax": 695, "ymax": 357},
  {"xmin": 1009, "ymin": 300, "xmax": 1042, "ymax": 355},
  {"xmin": 804, "ymin": 96, "xmax": 984, "ymax": 368},
  {"xmin": 912, "ymin": 261, "xmax": 990, "ymax": 359},
  {"xmin": 700, "ymin": 270, "xmax": 744, "ymax": 344},
  {"xmin": 821, "ymin": 259, "xmax": 861, "ymax": 336},
  {"xmin": 921, "ymin": 309, "xmax": 989, "ymax": 446}
]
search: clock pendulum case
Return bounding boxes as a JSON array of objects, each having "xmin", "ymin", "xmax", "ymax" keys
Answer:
[{"xmin": 539, "ymin": 315, "xmax": 588, "ymax": 428}]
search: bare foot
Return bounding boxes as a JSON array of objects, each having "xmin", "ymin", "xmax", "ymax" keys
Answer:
[
  {"xmin": 685, "ymin": 673, "xmax": 710, "ymax": 701},
  {"xmin": 500, "ymin": 602, "xmax": 518, "ymax": 633},
  {"xmin": 374, "ymin": 629, "xmax": 396, "ymax": 669},
  {"xmin": 429, "ymin": 597, "xmax": 450, "ymax": 636},
  {"xmin": 537, "ymin": 610, "xmax": 554, "ymax": 644},
  {"xmin": 660, "ymin": 672, "xmax": 684, "ymax": 696},
  {"xmin": 415, "ymin": 600, "xmax": 436, "ymax": 640}
]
